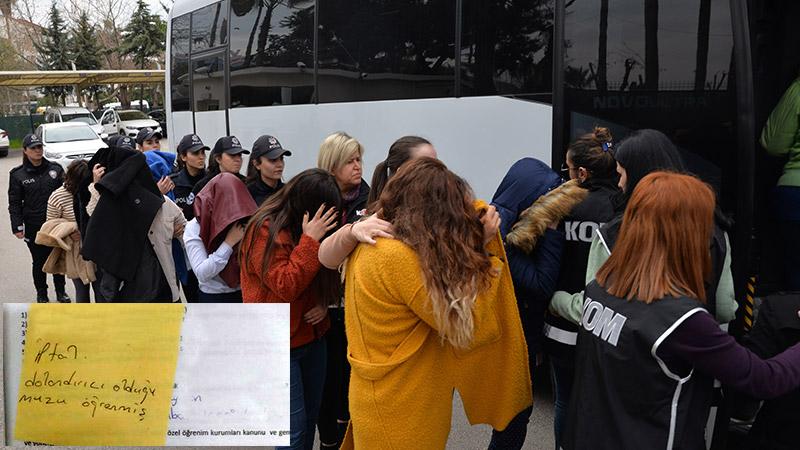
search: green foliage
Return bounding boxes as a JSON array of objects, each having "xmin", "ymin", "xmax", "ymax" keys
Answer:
[
  {"xmin": 0, "ymin": 37, "xmax": 24, "ymax": 71},
  {"xmin": 34, "ymin": 2, "xmax": 73, "ymax": 104},
  {"xmin": 71, "ymin": 10, "xmax": 103, "ymax": 101},
  {"xmin": 71, "ymin": 11, "xmax": 102, "ymax": 71},
  {"xmin": 120, "ymin": 0, "xmax": 166, "ymax": 69}
]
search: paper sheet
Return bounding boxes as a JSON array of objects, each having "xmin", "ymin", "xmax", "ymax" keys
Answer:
[
  {"xmin": 13, "ymin": 304, "xmax": 184, "ymax": 446},
  {"xmin": 3, "ymin": 303, "xmax": 290, "ymax": 446}
]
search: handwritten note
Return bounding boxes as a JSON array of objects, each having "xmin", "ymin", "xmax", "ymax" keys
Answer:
[
  {"xmin": 13, "ymin": 304, "xmax": 184, "ymax": 446},
  {"xmin": 3, "ymin": 303, "xmax": 290, "ymax": 446},
  {"xmin": 165, "ymin": 303, "xmax": 290, "ymax": 446}
]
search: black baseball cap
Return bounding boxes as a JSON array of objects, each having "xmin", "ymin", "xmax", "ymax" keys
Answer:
[
  {"xmin": 115, "ymin": 135, "xmax": 136, "ymax": 151},
  {"xmin": 177, "ymin": 134, "xmax": 209, "ymax": 154},
  {"xmin": 211, "ymin": 136, "xmax": 250, "ymax": 155},
  {"xmin": 251, "ymin": 135, "xmax": 292, "ymax": 160},
  {"xmin": 22, "ymin": 133, "xmax": 42, "ymax": 149},
  {"xmin": 136, "ymin": 127, "xmax": 162, "ymax": 146}
]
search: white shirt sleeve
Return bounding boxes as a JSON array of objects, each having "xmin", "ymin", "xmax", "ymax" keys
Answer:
[{"xmin": 183, "ymin": 219, "xmax": 234, "ymax": 283}]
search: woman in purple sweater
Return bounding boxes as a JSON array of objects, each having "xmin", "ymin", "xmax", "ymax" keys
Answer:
[{"xmin": 563, "ymin": 171, "xmax": 800, "ymax": 450}]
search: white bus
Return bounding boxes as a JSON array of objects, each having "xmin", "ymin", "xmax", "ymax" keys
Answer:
[
  {"xmin": 167, "ymin": 0, "xmax": 798, "ymax": 304},
  {"xmin": 166, "ymin": 0, "xmax": 554, "ymax": 201}
]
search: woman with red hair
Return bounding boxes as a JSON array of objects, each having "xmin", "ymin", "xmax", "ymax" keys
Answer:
[{"xmin": 563, "ymin": 172, "xmax": 800, "ymax": 450}]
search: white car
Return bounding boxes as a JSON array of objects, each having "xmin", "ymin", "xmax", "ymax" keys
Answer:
[
  {"xmin": 0, "ymin": 128, "xmax": 9, "ymax": 157},
  {"xmin": 99, "ymin": 109, "xmax": 162, "ymax": 138},
  {"xmin": 36, "ymin": 123, "xmax": 108, "ymax": 170},
  {"xmin": 44, "ymin": 106, "xmax": 107, "ymax": 139}
]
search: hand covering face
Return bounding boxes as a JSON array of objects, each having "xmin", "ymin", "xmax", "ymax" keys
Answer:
[{"xmin": 193, "ymin": 172, "xmax": 258, "ymax": 288}]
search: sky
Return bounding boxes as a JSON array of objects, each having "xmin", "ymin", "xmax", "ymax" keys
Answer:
[{"xmin": 23, "ymin": 0, "xmax": 171, "ymax": 26}]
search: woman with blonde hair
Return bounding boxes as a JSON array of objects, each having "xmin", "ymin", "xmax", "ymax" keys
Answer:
[
  {"xmin": 316, "ymin": 131, "xmax": 370, "ymax": 447},
  {"xmin": 341, "ymin": 157, "xmax": 531, "ymax": 449},
  {"xmin": 563, "ymin": 172, "xmax": 800, "ymax": 450}
]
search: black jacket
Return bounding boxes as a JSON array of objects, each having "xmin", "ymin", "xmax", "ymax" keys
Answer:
[
  {"xmin": 8, "ymin": 157, "xmax": 63, "ymax": 236},
  {"xmin": 171, "ymin": 167, "xmax": 205, "ymax": 220},
  {"xmin": 544, "ymin": 178, "xmax": 618, "ymax": 361},
  {"xmin": 247, "ymin": 178, "xmax": 283, "ymax": 206},
  {"xmin": 343, "ymin": 179, "xmax": 370, "ymax": 224},
  {"xmin": 81, "ymin": 147, "xmax": 164, "ymax": 282}
]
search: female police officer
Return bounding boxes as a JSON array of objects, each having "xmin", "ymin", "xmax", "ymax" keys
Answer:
[{"xmin": 8, "ymin": 133, "xmax": 68, "ymax": 302}]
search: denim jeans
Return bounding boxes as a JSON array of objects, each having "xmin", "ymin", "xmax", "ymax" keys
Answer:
[
  {"xmin": 550, "ymin": 359, "xmax": 575, "ymax": 450},
  {"xmin": 278, "ymin": 338, "xmax": 327, "ymax": 450}
]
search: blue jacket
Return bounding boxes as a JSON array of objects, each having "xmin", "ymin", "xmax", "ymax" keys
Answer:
[
  {"xmin": 491, "ymin": 158, "xmax": 565, "ymax": 352},
  {"xmin": 144, "ymin": 151, "xmax": 177, "ymax": 201}
]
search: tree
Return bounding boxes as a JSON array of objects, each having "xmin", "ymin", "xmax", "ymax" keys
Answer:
[
  {"xmin": 120, "ymin": 0, "xmax": 164, "ymax": 70},
  {"xmin": 120, "ymin": 0, "xmax": 165, "ymax": 107},
  {"xmin": 35, "ymin": 2, "xmax": 72, "ymax": 105},
  {"xmin": 71, "ymin": 10, "xmax": 103, "ymax": 106}
]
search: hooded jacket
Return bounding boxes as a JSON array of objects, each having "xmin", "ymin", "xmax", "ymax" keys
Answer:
[
  {"xmin": 761, "ymin": 77, "xmax": 800, "ymax": 187},
  {"xmin": 81, "ymin": 147, "xmax": 164, "ymax": 282},
  {"xmin": 490, "ymin": 158, "xmax": 565, "ymax": 353},
  {"xmin": 194, "ymin": 172, "xmax": 257, "ymax": 288}
]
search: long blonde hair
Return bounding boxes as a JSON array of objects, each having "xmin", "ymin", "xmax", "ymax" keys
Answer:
[{"xmin": 374, "ymin": 157, "xmax": 492, "ymax": 348}]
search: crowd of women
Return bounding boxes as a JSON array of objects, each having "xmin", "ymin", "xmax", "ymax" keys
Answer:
[{"xmin": 7, "ymin": 123, "xmax": 800, "ymax": 450}]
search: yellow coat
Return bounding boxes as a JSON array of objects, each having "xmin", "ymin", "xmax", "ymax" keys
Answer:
[{"xmin": 341, "ymin": 229, "xmax": 532, "ymax": 450}]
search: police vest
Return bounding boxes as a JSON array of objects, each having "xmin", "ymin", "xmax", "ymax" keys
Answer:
[
  {"xmin": 562, "ymin": 282, "xmax": 714, "ymax": 450},
  {"xmin": 544, "ymin": 180, "xmax": 617, "ymax": 358}
]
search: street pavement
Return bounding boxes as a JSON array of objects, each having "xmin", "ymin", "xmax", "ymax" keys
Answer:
[{"xmin": 0, "ymin": 145, "xmax": 556, "ymax": 449}]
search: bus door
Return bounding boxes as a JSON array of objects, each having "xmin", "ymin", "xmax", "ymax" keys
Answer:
[
  {"xmin": 554, "ymin": 0, "xmax": 754, "ymax": 298},
  {"xmin": 190, "ymin": 49, "xmax": 229, "ymax": 148}
]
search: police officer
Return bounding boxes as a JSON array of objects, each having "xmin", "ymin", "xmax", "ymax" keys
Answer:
[
  {"xmin": 8, "ymin": 133, "xmax": 68, "ymax": 302},
  {"xmin": 171, "ymin": 134, "xmax": 208, "ymax": 221},
  {"xmin": 170, "ymin": 134, "xmax": 209, "ymax": 303},
  {"xmin": 545, "ymin": 127, "xmax": 618, "ymax": 449}
]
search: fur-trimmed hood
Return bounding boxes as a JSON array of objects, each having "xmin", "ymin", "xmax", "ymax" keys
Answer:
[{"xmin": 506, "ymin": 179, "xmax": 588, "ymax": 253}]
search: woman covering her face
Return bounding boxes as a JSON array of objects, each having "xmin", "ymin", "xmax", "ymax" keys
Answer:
[{"xmin": 341, "ymin": 157, "xmax": 531, "ymax": 450}]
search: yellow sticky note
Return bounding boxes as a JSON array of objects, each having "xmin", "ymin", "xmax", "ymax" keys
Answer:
[{"xmin": 14, "ymin": 304, "xmax": 185, "ymax": 446}]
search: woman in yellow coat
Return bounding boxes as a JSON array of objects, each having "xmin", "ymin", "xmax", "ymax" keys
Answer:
[{"xmin": 341, "ymin": 158, "xmax": 532, "ymax": 450}]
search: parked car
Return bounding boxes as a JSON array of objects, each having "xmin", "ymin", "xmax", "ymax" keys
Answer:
[
  {"xmin": 0, "ymin": 128, "xmax": 8, "ymax": 157},
  {"xmin": 148, "ymin": 109, "xmax": 167, "ymax": 137},
  {"xmin": 44, "ymin": 106, "xmax": 107, "ymax": 138},
  {"xmin": 35, "ymin": 123, "xmax": 108, "ymax": 170},
  {"xmin": 98, "ymin": 108, "xmax": 162, "ymax": 138}
]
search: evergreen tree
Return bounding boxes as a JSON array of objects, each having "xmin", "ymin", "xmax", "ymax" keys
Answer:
[
  {"xmin": 35, "ymin": 2, "xmax": 72, "ymax": 104},
  {"xmin": 71, "ymin": 11, "xmax": 102, "ymax": 71},
  {"xmin": 120, "ymin": 0, "xmax": 165, "ymax": 70},
  {"xmin": 120, "ymin": 0, "xmax": 165, "ymax": 108},
  {"xmin": 71, "ymin": 10, "xmax": 103, "ymax": 106}
]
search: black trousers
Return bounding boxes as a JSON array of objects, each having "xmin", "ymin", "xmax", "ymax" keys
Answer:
[
  {"xmin": 317, "ymin": 307, "xmax": 350, "ymax": 446},
  {"xmin": 25, "ymin": 238, "xmax": 65, "ymax": 295}
]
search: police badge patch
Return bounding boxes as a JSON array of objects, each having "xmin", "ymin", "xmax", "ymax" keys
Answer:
[
  {"xmin": 49, "ymin": 170, "xmax": 58, "ymax": 179},
  {"xmin": 186, "ymin": 192, "xmax": 195, "ymax": 205}
]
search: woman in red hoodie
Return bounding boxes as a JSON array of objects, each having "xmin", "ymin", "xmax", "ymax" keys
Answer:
[{"xmin": 240, "ymin": 168, "xmax": 341, "ymax": 450}]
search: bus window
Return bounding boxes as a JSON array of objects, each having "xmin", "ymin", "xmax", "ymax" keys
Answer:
[
  {"xmin": 317, "ymin": 0, "xmax": 456, "ymax": 103},
  {"xmin": 192, "ymin": 54, "xmax": 226, "ymax": 111},
  {"xmin": 171, "ymin": 14, "xmax": 191, "ymax": 112},
  {"xmin": 460, "ymin": 0, "xmax": 553, "ymax": 102},
  {"xmin": 562, "ymin": 0, "xmax": 736, "ymax": 213},
  {"xmin": 191, "ymin": 1, "xmax": 229, "ymax": 53},
  {"xmin": 229, "ymin": 0, "xmax": 314, "ymax": 107}
]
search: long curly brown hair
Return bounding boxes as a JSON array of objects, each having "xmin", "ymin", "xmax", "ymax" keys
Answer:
[{"xmin": 373, "ymin": 157, "xmax": 493, "ymax": 348}]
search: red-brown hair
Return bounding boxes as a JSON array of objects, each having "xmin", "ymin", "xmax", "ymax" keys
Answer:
[{"xmin": 596, "ymin": 171, "xmax": 715, "ymax": 303}]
